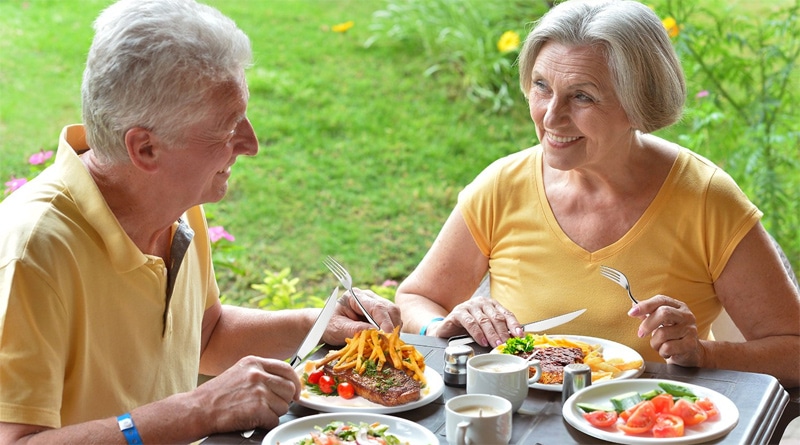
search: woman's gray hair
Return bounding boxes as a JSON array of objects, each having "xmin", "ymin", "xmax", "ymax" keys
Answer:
[
  {"xmin": 82, "ymin": 0, "xmax": 252, "ymax": 163},
  {"xmin": 519, "ymin": 0, "xmax": 686, "ymax": 133}
]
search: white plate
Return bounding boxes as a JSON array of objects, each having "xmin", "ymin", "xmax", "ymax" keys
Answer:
[
  {"xmin": 491, "ymin": 334, "xmax": 645, "ymax": 391},
  {"xmin": 562, "ymin": 379, "xmax": 739, "ymax": 444},
  {"xmin": 295, "ymin": 365, "xmax": 444, "ymax": 414},
  {"xmin": 262, "ymin": 412, "xmax": 439, "ymax": 445}
]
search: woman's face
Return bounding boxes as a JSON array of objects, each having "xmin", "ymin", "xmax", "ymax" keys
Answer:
[{"xmin": 528, "ymin": 42, "xmax": 634, "ymax": 171}]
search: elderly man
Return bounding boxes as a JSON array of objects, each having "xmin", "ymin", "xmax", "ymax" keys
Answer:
[{"xmin": 0, "ymin": 0, "xmax": 400, "ymax": 443}]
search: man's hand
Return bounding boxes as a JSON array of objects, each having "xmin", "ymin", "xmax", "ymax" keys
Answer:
[
  {"xmin": 195, "ymin": 356, "xmax": 301, "ymax": 433},
  {"xmin": 323, "ymin": 288, "xmax": 402, "ymax": 344}
]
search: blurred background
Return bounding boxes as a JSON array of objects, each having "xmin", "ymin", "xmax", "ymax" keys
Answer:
[{"xmin": 1, "ymin": 0, "xmax": 797, "ymax": 308}]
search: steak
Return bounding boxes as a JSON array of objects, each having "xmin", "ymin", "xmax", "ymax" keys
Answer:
[
  {"xmin": 523, "ymin": 346, "xmax": 584, "ymax": 384},
  {"xmin": 324, "ymin": 363, "xmax": 421, "ymax": 406}
]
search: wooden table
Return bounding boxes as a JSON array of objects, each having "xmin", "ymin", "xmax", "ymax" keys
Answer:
[{"xmin": 204, "ymin": 334, "xmax": 794, "ymax": 444}]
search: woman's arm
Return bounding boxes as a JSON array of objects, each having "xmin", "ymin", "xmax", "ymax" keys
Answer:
[
  {"xmin": 636, "ymin": 223, "xmax": 800, "ymax": 387},
  {"xmin": 396, "ymin": 207, "xmax": 522, "ymax": 346}
]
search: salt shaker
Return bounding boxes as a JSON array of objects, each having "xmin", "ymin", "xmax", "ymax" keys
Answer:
[
  {"xmin": 562, "ymin": 363, "xmax": 592, "ymax": 404},
  {"xmin": 443, "ymin": 344, "xmax": 474, "ymax": 387}
]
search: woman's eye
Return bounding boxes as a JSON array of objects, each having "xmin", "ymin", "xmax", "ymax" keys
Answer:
[{"xmin": 575, "ymin": 92, "xmax": 595, "ymax": 103}]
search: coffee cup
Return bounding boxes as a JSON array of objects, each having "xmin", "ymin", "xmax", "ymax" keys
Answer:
[
  {"xmin": 466, "ymin": 353, "xmax": 541, "ymax": 413},
  {"xmin": 445, "ymin": 394, "xmax": 512, "ymax": 445}
]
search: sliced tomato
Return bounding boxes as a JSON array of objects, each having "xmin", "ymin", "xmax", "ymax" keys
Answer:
[
  {"xmin": 652, "ymin": 413, "xmax": 685, "ymax": 438},
  {"xmin": 650, "ymin": 393, "xmax": 675, "ymax": 414},
  {"xmin": 319, "ymin": 375, "xmax": 336, "ymax": 394},
  {"xmin": 307, "ymin": 369, "xmax": 324, "ymax": 385},
  {"xmin": 670, "ymin": 398, "xmax": 708, "ymax": 426},
  {"xmin": 583, "ymin": 410, "xmax": 618, "ymax": 428},
  {"xmin": 618, "ymin": 401, "xmax": 656, "ymax": 435},
  {"xmin": 619, "ymin": 400, "xmax": 648, "ymax": 422},
  {"xmin": 696, "ymin": 397, "xmax": 719, "ymax": 418},
  {"xmin": 337, "ymin": 381, "xmax": 355, "ymax": 399}
]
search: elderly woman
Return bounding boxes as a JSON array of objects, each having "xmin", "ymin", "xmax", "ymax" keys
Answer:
[{"xmin": 396, "ymin": 0, "xmax": 799, "ymax": 387}]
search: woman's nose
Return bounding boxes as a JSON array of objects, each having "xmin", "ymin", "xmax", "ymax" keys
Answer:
[{"xmin": 543, "ymin": 97, "xmax": 568, "ymax": 128}]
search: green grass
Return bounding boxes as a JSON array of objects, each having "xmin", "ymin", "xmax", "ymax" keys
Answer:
[
  {"xmin": 1, "ymin": 0, "xmax": 797, "ymax": 305},
  {"xmin": 0, "ymin": 0, "xmax": 535, "ymax": 302}
]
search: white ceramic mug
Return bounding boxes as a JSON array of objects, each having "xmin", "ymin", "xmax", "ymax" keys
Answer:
[
  {"xmin": 445, "ymin": 394, "xmax": 512, "ymax": 445},
  {"xmin": 466, "ymin": 353, "xmax": 542, "ymax": 413}
]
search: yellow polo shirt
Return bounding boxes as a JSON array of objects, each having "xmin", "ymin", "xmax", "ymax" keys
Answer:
[
  {"xmin": 459, "ymin": 145, "xmax": 761, "ymax": 363},
  {"xmin": 0, "ymin": 125, "xmax": 219, "ymax": 428}
]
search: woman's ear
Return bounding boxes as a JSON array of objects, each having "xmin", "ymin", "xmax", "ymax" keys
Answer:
[{"xmin": 124, "ymin": 127, "xmax": 161, "ymax": 173}]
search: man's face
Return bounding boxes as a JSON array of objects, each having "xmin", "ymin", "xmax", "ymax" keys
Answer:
[{"xmin": 160, "ymin": 77, "xmax": 259, "ymax": 208}]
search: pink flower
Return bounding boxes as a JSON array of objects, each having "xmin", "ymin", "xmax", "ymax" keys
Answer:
[
  {"xmin": 28, "ymin": 150, "xmax": 54, "ymax": 165},
  {"xmin": 208, "ymin": 226, "xmax": 235, "ymax": 243},
  {"xmin": 4, "ymin": 177, "xmax": 28, "ymax": 194},
  {"xmin": 696, "ymin": 90, "xmax": 709, "ymax": 98},
  {"xmin": 381, "ymin": 279, "xmax": 398, "ymax": 287}
]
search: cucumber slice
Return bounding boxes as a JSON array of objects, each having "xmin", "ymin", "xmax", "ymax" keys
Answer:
[
  {"xmin": 610, "ymin": 391, "xmax": 643, "ymax": 413},
  {"xmin": 576, "ymin": 403, "xmax": 615, "ymax": 413},
  {"xmin": 640, "ymin": 389, "xmax": 665, "ymax": 400}
]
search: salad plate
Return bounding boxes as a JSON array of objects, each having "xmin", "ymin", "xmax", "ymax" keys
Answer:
[
  {"xmin": 562, "ymin": 379, "xmax": 739, "ymax": 444},
  {"xmin": 295, "ymin": 365, "xmax": 444, "ymax": 414},
  {"xmin": 262, "ymin": 412, "xmax": 439, "ymax": 445},
  {"xmin": 492, "ymin": 334, "xmax": 645, "ymax": 392}
]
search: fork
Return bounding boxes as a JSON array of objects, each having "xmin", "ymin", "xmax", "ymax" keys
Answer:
[
  {"xmin": 323, "ymin": 256, "xmax": 381, "ymax": 329},
  {"xmin": 599, "ymin": 265, "xmax": 639, "ymax": 305}
]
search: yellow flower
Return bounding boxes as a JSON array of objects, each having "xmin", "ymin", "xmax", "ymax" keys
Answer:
[
  {"xmin": 497, "ymin": 30, "xmax": 520, "ymax": 53},
  {"xmin": 662, "ymin": 17, "xmax": 680, "ymax": 38},
  {"xmin": 332, "ymin": 21, "xmax": 354, "ymax": 33}
]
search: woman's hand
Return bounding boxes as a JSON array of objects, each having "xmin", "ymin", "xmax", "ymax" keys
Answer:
[
  {"xmin": 323, "ymin": 288, "xmax": 402, "ymax": 344},
  {"xmin": 434, "ymin": 298, "xmax": 523, "ymax": 347},
  {"xmin": 628, "ymin": 295, "xmax": 707, "ymax": 367}
]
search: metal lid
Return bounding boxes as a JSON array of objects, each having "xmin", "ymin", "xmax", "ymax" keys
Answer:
[{"xmin": 443, "ymin": 344, "xmax": 474, "ymax": 387}]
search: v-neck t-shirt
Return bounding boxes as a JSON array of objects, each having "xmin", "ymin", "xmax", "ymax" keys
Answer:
[{"xmin": 458, "ymin": 145, "xmax": 761, "ymax": 363}]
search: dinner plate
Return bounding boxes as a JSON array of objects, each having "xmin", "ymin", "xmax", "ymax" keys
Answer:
[
  {"xmin": 562, "ymin": 379, "xmax": 739, "ymax": 444},
  {"xmin": 262, "ymin": 412, "xmax": 439, "ymax": 445},
  {"xmin": 295, "ymin": 365, "xmax": 444, "ymax": 414},
  {"xmin": 491, "ymin": 334, "xmax": 645, "ymax": 391}
]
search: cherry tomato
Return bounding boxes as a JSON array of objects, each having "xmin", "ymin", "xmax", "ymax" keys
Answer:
[
  {"xmin": 670, "ymin": 398, "xmax": 708, "ymax": 426},
  {"xmin": 583, "ymin": 410, "xmax": 618, "ymax": 428},
  {"xmin": 618, "ymin": 401, "xmax": 656, "ymax": 435},
  {"xmin": 652, "ymin": 413, "xmax": 685, "ymax": 438},
  {"xmin": 650, "ymin": 393, "xmax": 675, "ymax": 414},
  {"xmin": 337, "ymin": 381, "xmax": 355, "ymax": 399},
  {"xmin": 696, "ymin": 397, "xmax": 719, "ymax": 418},
  {"xmin": 307, "ymin": 369, "xmax": 324, "ymax": 385},
  {"xmin": 319, "ymin": 375, "xmax": 336, "ymax": 394}
]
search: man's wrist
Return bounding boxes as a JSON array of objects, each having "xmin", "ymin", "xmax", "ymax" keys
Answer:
[{"xmin": 117, "ymin": 413, "xmax": 143, "ymax": 445}]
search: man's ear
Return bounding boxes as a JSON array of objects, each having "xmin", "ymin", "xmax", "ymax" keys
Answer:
[{"xmin": 124, "ymin": 127, "xmax": 160, "ymax": 173}]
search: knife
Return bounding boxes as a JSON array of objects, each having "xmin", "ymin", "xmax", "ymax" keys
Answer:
[
  {"xmin": 241, "ymin": 287, "xmax": 342, "ymax": 439},
  {"xmin": 289, "ymin": 286, "xmax": 340, "ymax": 368},
  {"xmin": 447, "ymin": 308, "xmax": 587, "ymax": 346}
]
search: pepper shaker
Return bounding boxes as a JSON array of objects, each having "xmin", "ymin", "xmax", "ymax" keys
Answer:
[
  {"xmin": 443, "ymin": 344, "xmax": 474, "ymax": 387},
  {"xmin": 562, "ymin": 363, "xmax": 592, "ymax": 404}
]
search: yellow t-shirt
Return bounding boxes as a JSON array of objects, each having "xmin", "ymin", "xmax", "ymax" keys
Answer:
[
  {"xmin": 0, "ymin": 125, "xmax": 220, "ymax": 428},
  {"xmin": 459, "ymin": 145, "xmax": 761, "ymax": 363}
]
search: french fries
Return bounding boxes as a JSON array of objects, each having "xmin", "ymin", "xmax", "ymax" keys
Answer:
[
  {"xmin": 315, "ymin": 326, "xmax": 427, "ymax": 385},
  {"xmin": 501, "ymin": 334, "xmax": 643, "ymax": 382}
]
